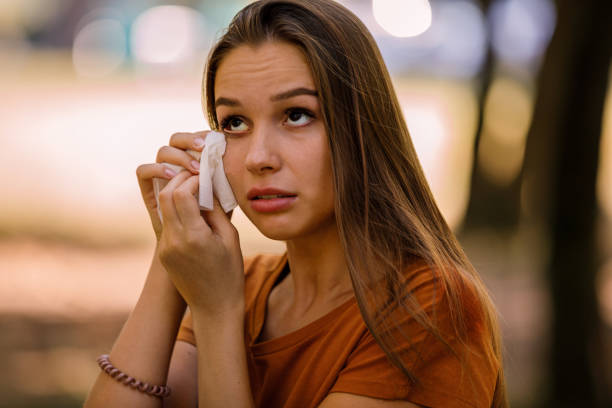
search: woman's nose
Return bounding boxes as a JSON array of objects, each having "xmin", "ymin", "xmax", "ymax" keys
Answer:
[{"xmin": 244, "ymin": 126, "xmax": 281, "ymax": 175}]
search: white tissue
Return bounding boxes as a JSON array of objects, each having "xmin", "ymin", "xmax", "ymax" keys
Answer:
[{"xmin": 153, "ymin": 131, "xmax": 237, "ymax": 221}]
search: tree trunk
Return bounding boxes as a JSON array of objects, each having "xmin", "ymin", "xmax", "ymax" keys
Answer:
[
  {"xmin": 461, "ymin": 0, "xmax": 522, "ymax": 232},
  {"xmin": 521, "ymin": 0, "xmax": 611, "ymax": 406}
]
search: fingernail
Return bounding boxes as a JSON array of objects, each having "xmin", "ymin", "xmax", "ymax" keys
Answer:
[
  {"xmin": 164, "ymin": 168, "xmax": 177, "ymax": 178},
  {"xmin": 191, "ymin": 160, "xmax": 200, "ymax": 171},
  {"xmin": 193, "ymin": 138, "xmax": 205, "ymax": 148}
]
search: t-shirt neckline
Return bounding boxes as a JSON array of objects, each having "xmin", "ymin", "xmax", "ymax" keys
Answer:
[{"xmin": 250, "ymin": 254, "xmax": 357, "ymax": 355}]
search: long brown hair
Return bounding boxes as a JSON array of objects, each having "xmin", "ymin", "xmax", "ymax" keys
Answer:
[{"xmin": 204, "ymin": 0, "xmax": 507, "ymax": 406}]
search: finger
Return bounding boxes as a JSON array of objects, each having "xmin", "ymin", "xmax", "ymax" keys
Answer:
[
  {"xmin": 169, "ymin": 130, "xmax": 210, "ymax": 152},
  {"xmin": 156, "ymin": 145, "xmax": 201, "ymax": 174},
  {"xmin": 136, "ymin": 163, "xmax": 177, "ymax": 206},
  {"xmin": 136, "ymin": 163, "xmax": 177, "ymax": 186},
  {"xmin": 158, "ymin": 170, "xmax": 193, "ymax": 228},
  {"xmin": 173, "ymin": 175, "xmax": 208, "ymax": 229},
  {"xmin": 203, "ymin": 197, "xmax": 237, "ymax": 243}
]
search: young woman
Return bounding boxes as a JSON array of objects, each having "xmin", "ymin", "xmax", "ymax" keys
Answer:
[{"xmin": 85, "ymin": 0, "xmax": 507, "ymax": 407}]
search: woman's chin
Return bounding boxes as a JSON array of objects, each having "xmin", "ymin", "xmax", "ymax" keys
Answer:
[
  {"xmin": 253, "ymin": 217, "xmax": 336, "ymax": 243},
  {"xmin": 257, "ymin": 225, "xmax": 299, "ymax": 241},
  {"xmin": 241, "ymin": 207, "xmax": 336, "ymax": 243}
]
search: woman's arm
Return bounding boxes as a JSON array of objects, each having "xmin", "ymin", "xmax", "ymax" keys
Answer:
[
  {"xmin": 85, "ymin": 134, "xmax": 207, "ymax": 407},
  {"xmin": 166, "ymin": 340, "xmax": 198, "ymax": 407},
  {"xmin": 84, "ymin": 247, "xmax": 189, "ymax": 408},
  {"xmin": 150, "ymin": 131, "xmax": 253, "ymax": 407},
  {"xmin": 156, "ymin": 192, "xmax": 254, "ymax": 408},
  {"xmin": 319, "ymin": 393, "xmax": 422, "ymax": 407},
  {"xmin": 191, "ymin": 305, "xmax": 254, "ymax": 408}
]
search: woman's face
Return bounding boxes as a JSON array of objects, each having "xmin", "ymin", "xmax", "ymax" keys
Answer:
[{"xmin": 215, "ymin": 41, "xmax": 335, "ymax": 241}]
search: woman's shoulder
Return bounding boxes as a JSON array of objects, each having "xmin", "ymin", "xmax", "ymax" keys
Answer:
[
  {"xmin": 330, "ymin": 260, "xmax": 499, "ymax": 407},
  {"xmin": 400, "ymin": 259, "xmax": 488, "ymax": 323},
  {"xmin": 355, "ymin": 259, "xmax": 500, "ymax": 406},
  {"xmin": 389, "ymin": 259, "xmax": 499, "ymax": 379}
]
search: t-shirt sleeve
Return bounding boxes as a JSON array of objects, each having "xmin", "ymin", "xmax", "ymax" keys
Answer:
[
  {"xmin": 176, "ymin": 308, "xmax": 196, "ymax": 345},
  {"xmin": 330, "ymin": 267, "xmax": 499, "ymax": 408}
]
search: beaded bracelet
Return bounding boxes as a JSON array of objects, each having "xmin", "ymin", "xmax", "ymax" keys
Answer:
[{"xmin": 97, "ymin": 354, "xmax": 171, "ymax": 398}]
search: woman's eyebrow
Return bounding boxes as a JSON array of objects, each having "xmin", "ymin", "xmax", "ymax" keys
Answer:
[
  {"xmin": 215, "ymin": 97, "xmax": 241, "ymax": 107},
  {"xmin": 215, "ymin": 87, "xmax": 318, "ymax": 108},
  {"xmin": 270, "ymin": 87, "xmax": 318, "ymax": 101}
]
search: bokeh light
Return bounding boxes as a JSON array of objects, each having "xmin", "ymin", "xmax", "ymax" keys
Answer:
[
  {"xmin": 489, "ymin": 0, "xmax": 556, "ymax": 69},
  {"xmin": 0, "ymin": 0, "xmax": 68, "ymax": 34},
  {"xmin": 372, "ymin": 0, "xmax": 432, "ymax": 38},
  {"xmin": 478, "ymin": 76, "xmax": 533, "ymax": 186},
  {"xmin": 131, "ymin": 5, "xmax": 208, "ymax": 66},
  {"xmin": 72, "ymin": 18, "xmax": 127, "ymax": 77},
  {"xmin": 430, "ymin": 0, "xmax": 487, "ymax": 77},
  {"xmin": 372, "ymin": 0, "xmax": 487, "ymax": 78},
  {"xmin": 396, "ymin": 78, "xmax": 479, "ymax": 228},
  {"xmin": 597, "ymin": 68, "xmax": 612, "ymax": 220},
  {"xmin": 599, "ymin": 258, "xmax": 612, "ymax": 327}
]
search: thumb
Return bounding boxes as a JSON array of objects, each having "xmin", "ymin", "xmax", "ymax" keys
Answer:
[{"xmin": 202, "ymin": 197, "xmax": 239, "ymax": 244}]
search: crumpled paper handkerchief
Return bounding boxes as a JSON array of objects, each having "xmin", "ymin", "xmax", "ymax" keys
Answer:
[{"xmin": 153, "ymin": 131, "xmax": 237, "ymax": 221}]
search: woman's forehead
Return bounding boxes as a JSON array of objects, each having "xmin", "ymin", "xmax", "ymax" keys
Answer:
[{"xmin": 215, "ymin": 41, "xmax": 315, "ymax": 94}]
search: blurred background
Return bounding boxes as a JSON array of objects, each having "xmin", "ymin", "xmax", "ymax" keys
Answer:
[{"xmin": 0, "ymin": 0, "xmax": 610, "ymax": 406}]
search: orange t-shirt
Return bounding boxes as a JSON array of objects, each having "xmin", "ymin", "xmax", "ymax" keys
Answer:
[{"xmin": 176, "ymin": 253, "xmax": 499, "ymax": 408}]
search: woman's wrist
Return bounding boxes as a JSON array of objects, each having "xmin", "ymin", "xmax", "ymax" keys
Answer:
[
  {"xmin": 144, "ymin": 245, "xmax": 187, "ymax": 310},
  {"xmin": 191, "ymin": 301, "xmax": 253, "ymax": 408},
  {"xmin": 190, "ymin": 299, "xmax": 245, "ymax": 329}
]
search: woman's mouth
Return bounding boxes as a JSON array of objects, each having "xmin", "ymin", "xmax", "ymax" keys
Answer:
[
  {"xmin": 252, "ymin": 194, "xmax": 293, "ymax": 199},
  {"xmin": 247, "ymin": 188, "xmax": 297, "ymax": 213},
  {"xmin": 250, "ymin": 196, "xmax": 297, "ymax": 212}
]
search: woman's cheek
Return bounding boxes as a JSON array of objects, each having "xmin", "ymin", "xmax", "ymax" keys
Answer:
[{"xmin": 222, "ymin": 145, "xmax": 243, "ymax": 198}]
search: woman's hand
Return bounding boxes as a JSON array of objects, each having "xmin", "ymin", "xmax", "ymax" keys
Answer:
[
  {"xmin": 135, "ymin": 131, "xmax": 207, "ymax": 240},
  {"xmin": 156, "ymin": 171, "xmax": 244, "ymax": 318},
  {"xmin": 145, "ymin": 131, "xmax": 244, "ymax": 318}
]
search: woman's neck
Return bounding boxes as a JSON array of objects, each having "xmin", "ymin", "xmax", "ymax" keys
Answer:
[{"xmin": 283, "ymin": 223, "xmax": 353, "ymax": 313}]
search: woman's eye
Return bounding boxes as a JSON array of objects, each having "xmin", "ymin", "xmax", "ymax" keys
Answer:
[
  {"xmin": 285, "ymin": 109, "xmax": 314, "ymax": 127},
  {"xmin": 221, "ymin": 117, "xmax": 249, "ymax": 132}
]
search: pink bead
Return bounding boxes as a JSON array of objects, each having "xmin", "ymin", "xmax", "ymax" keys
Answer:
[{"xmin": 96, "ymin": 354, "xmax": 171, "ymax": 398}]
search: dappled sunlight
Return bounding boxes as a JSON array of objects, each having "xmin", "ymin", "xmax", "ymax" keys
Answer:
[
  {"xmin": 478, "ymin": 75, "xmax": 533, "ymax": 186},
  {"xmin": 395, "ymin": 77, "xmax": 478, "ymax": 229},
  {"xmin": 597, "ymin": 67, "xmax": 612, "ymax": 221}
]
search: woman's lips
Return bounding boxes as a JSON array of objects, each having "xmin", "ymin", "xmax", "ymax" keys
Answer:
[
  {"xmin": 247, "ymin": 187, "xmax": 297, "ymax": 213},
  {"xmin": 249, "ymin": 196, "xmax": 297, "ymax": 213}
]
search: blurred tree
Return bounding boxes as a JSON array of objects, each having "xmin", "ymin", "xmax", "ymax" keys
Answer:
[
  {"xmin": 464, "ymin": 0, "xmax": 612, "ymax": 405},
  {"xmin": 520, "ymin": 0, "xmax": 611, "ymax": 406},
  {"xmin": 462, "ymin": 0, "xmax": 523, "ymax": 232}
]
